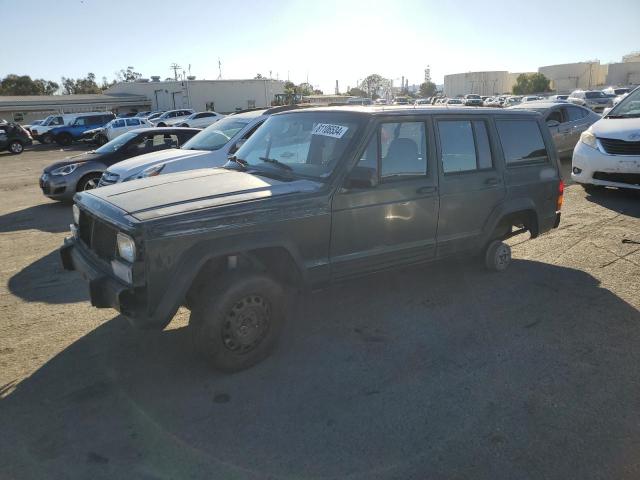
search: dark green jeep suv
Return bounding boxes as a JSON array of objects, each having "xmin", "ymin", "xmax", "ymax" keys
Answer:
[{"xmin": 60, "ymin": 106, "xmax": 563, "ymax": 371}]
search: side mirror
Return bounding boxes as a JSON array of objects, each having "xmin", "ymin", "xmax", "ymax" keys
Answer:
[
  {"xmin": 229, "ymin": 138, "xmax": 246, "ymax": 154},
  {"xmin": 546, "ymin": 119, "xmax": 560, "ymax": 128},
  {"xmin": 345, "ymin": 166, "xmax": 378, "ymax": 189}
]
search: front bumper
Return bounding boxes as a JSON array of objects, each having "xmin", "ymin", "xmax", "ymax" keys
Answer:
[
  {"xmin": 572, "ymin": 141, "xmax": 640, "ymax": 190},
  {"xmin": 39, "ymin": 173, "xmax": 72, "ymax": 200}
]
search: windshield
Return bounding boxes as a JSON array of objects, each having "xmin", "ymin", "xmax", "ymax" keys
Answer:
[
  {"xmin": 181, "ymin": 116, "xmax": 252, "ymax": 151},
  {"xmin": 234, "ymin": 112, "xmax": 361, "ymax": 180},
  {"xmin": 94, "ymin": 131, "xmax": 139, "ymax": 153},
  {"xmin": 585, "ymin": 91, "xmax": 606, "ymax": 99},
  {"xmin": 607, "ymin": 87, "xmax": 640, "ymax": 118}
]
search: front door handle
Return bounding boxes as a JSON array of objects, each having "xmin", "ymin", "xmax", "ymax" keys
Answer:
[
  {"xmin": 416, "ymin": 186, "xmax": 437, "ymax": 194},
  {"xmin": 485, "ymin": 177, "xmax": 500, "ymax": 186}
]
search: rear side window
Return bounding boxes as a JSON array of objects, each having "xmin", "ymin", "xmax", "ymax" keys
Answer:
[
  {"xmin": 437, "ymin": 119, "xmax": 493, "ymax": 173},
  {"xmin": 112, "ymin": 119, "xmax": 125, "ymax": 128},
  {"xmin": 496, "ymin": 119, "xmax": 548, "ymax": 165},
  {"xmin": 126, "ymin": 118, "xmax": 140, "ymax": 126}
]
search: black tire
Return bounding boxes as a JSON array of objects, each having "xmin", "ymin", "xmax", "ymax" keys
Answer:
[
  {"xmin": 77, "ymin": 173, "xmax": 102, "ymax": 191},
  {"xmin": 156, "ymin": 122, "xmax": 166, "ymax": 127},
  {"xmin": 40, "ymin": 133, "xmax": 54, "ymax": 144},
  {"xmin": 8, "ymin": 140, "xmax": 24, "ymax": 154},
  {"xmin": 95, "ymin": 134, "xmax": 108, "ymax": 146},
  {"xmin": 485, "ymin": 240, "xmax": 511, "ymax": 272},
  {"xmin": 56, "ymin": 133, "xmax": 73, "ymax": 147},
  {"xmin": 188, "ymin": 271, "xmax": 287, "ymax": 372}
]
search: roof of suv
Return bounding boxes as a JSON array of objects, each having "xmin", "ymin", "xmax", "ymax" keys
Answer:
[{"xmin": 275, "ymin": 105, "xmax": 541, "ymax": 117}]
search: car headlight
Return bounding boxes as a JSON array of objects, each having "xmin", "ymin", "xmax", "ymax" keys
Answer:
[
  {"xmin": 116, "ymin": 232, "xmax": 136, "ymax": 263},
  {"xmin": 72, "ymin": 204, "xmax": 80, "ymax": 224},
  {"xmin": 140, "ymin": 164, "xmax": 165, "ymax": 178},
  {"xmin": 51, "ymin": 163, "xmax": 81, "ymax": 176},
  {"xmin": 579, "ymin": 129, "xmax": 598, "ymax": 149}
]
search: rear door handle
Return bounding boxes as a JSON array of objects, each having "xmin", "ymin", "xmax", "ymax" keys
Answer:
[
  {"xmin": 485, "ymin": 177, "xmax": 500, "ymax": 186},
  {"xmin": 416, "ymin": 186, "xmax": 437, "ymax": 194}
]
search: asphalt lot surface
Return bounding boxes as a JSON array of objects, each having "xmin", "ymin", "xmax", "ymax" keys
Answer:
[{"xmin": 1, "ymin": 144, "xmax": 639, "ymax": 480}]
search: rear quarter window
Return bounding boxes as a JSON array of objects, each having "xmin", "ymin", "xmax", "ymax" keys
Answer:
[{"xmin": 496, "ymin": 119, "xmax": 548, "ymax": 166}]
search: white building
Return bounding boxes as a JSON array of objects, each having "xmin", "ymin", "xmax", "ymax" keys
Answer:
[
  {"xmin": 538, "ymin": 61, "xmax": 608, "ymax": 93},
  {"xmin": 444, "ymin": 71, "xmax": 516, "ymax": 97},
  {"xmin": 106, "ymin": 78, "xmax": 286, "ymax": 113},
  {"xmin": 605, "ymin": 62, "xmax": 640, "ymax": 86}
]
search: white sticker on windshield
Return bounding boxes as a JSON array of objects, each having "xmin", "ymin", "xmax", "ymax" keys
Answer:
[{"xmin": 312, "ymin": 123, "xmax": 349, "ymax": 139}]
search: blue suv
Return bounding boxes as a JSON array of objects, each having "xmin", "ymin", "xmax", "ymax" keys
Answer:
[{"xmin": 51, "ymin": 113, "xmax": 115, "ymax": 146}]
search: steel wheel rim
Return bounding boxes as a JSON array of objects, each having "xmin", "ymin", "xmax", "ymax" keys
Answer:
[
  {"xmin": 496, "ymin": 244, "xmax": 510, "ymax": 268},
  {"xmin": 221, "ymin": 295, "xmax": 271, "ymax": 354}
]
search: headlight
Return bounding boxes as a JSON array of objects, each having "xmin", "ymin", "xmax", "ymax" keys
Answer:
[
  {"xmin": 116, "ymin": 232, "xmax": 136, "ymax": 263},
  {"xmin": 72, "ymin": 204, "xmax": 80, "ymax": 224},
  {"xmin": 140, "ymin": 164, "xmax": 165, "ymax": 178},
  {"xmin": 51, "ymin": 163, "xmax": 81, "ymax": 176},
  {"xmin": 579, "ymin": 129, "xmax": 598, "ymax": 149}
]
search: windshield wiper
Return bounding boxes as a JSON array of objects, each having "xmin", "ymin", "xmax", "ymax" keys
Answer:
[
  {"xmin": 259, "ymin": 157, "xmax": 292, "ymax": 171},
  {"xmin": 606, "ymin": 114, "xmax": 640, "ymax": 119}
]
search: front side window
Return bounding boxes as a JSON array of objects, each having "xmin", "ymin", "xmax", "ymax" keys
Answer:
[
  {"xmin": 380, "ymin": 122, "xmax": 427, "ymax": 178},
  {"xmin": 236, "ymin": 113, "xmax": 361, "ymax": 179},
  {"xmin": 112, "ymin": 119, "xmax": 125, "ymax": 128},
  {"xmin": 496, "ymin": 119, "xmax": 548, "ymax": 165},
  {"xmin": 125, "ymin": 118, "xmax": 140, "ymax": 126},
  {"xmin": 438, "ymin": 120, "xmax": 492, "ymax": 173},
  {"xmin": 73, "ymin": 117, "xmax": 88, "ymax": 126},
  {"xmin": 566, "ymin": 106, "xmax": 586, "ymax": 122}
]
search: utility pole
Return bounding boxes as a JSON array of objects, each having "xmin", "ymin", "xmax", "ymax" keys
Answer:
[
  {"xmin": 217, "ymin": 58, "xmax": 222, "ymax": 80},
  {"xmin": 335, "ymin": 80, "xmax": 339, "ymax": 95},
  {"xmin": 170, "ymin": 63, "xmax": 181, "ymax": 81}
]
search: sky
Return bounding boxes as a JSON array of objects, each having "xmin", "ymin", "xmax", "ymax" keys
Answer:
[{"xmin": 1, "ymin": 0, "xmax": 639, "ymax": 94}]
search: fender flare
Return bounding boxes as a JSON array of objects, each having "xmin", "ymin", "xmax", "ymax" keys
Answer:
[
  {"xmin": 481, "ymin": 197, "xmax": 539, "ymax": 245},
  {"xmin": 146, "ymin": 232, "xmax": 307, "ymax": 327}
]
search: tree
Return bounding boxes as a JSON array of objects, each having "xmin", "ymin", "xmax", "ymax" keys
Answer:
[
  {"xmin": 296, "ymin": 82, "xmax": 314, "ymax": 96},
  {"xmin": 347, "ymin": 87, "xmax": 367, "ymax": 97},
  {"xmin": 0, "ymin": 74, "xmax": 59, "ymax": 95},
  {"xmin": 419, "ymin": 81, "xmax": 437, "ymax": 97},
  {"xmin": 360, "ymin": 74, "xmax": 390, "ymax": 98},
  {"xmin": 61, "ymin": 73, "xmax": 102, "ymax": 95},
  {"xmin": 254, "ymin": 73, "xmax": 263, "ymax": 79},
  {"xmin": 116, "ymin": 66, "xmax": 142, "ymax": 83},
  {"xmin": 512, "ymin": 73, "xmax": 550, "ymax": 95}
]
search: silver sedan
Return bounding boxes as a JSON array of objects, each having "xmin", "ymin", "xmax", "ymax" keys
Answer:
[{"xmin": 508, "ymin": 101, "xmax": 600, "ymax": 158}]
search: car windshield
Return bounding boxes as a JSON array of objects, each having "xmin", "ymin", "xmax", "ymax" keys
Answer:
[
  {"xmin": 585, "ymin": 91, "xmax": 606, "ymax": 99},
  {"xmin": 181, "ymin": 116, "xmax": 252, "ymax": 151},
  {"xmin": 607, "ymin": 87, "xmax": 640, "ymax": 118},
  {"xmin": 94, "ymin": 131, "xmax": 139, "ymax": 153},
  {"xmin": 234, "ymin": 112, "xmax": 362, "ymax": 180}
]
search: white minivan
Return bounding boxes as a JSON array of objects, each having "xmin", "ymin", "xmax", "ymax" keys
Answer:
[{"xmin": 572, "ymin": 86, "xmax": 640, "ymax": 191}]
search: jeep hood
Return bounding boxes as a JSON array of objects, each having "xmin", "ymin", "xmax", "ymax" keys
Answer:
[
  {"xmin": 84, "ymin": 168, "xmax": 322, "ymax": 221},
  {"xmin": 105, "ymin": 148, "xmax": 211, "ymax": 177},
  {"xmin": 592, "ymin": 117, "xmax": 640, "ymax": 141}
]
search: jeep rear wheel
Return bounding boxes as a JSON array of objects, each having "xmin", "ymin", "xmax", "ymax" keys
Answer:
[
  {"xmin": 188, "ymin": 272, "xmax": 286, "ymax": 372},
  {"xmin": 485, "ymin": 240, "xmax": 511, "ymax": 272},
  {"xmin": 40, "ymin": 133, "xmax": 54, "ymax": 144},
  {"xmin": 8, "ymin": 140, "xmax": 24, "ymax": 154}
]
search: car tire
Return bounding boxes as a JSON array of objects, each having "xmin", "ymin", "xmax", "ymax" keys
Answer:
[
  {"xmin": 95, "ymin": 134, "xmax": 108, "ymax": 146},
  {"xmin": 40, "ymin": 133, "xmax": 54, "ymax": 144},
  {"xmin": 8, "ymin": 140, "xmax": 24, "ymax": 154},
  {"xmin": 156, "ymin": 122, "xmax": 166, "ymax": 127},
  {"xmin": 77, "ymin": 173, "xmax": 102, "ymax": 191},
  {"xmin": 56, "ymin": 133, "xmax": 73, "ymax": 147},
  {"xmin": 485, "ymin": 240, "xmax": 511, "ymax": 272},
  {"xmin": 188, "ymin": 271, "xmax": 287, "ymax": 372}
]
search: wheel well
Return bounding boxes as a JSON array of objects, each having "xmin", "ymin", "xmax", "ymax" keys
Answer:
[
  {"xmin": 76, "ymin": 172, "xmax": 102, "ymax": 191},
  {"xmin": 492, "ymin": 209, "xmax": 539, "ymax": 240},
  {"xmin": 184, "ymin": 247, "xmax": 302, "ymax": 309}
]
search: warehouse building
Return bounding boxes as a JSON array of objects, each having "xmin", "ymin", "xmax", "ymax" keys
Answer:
[
  {"xmin": 0, "ymin": 93, "xmax": 150, "ymax": 125},
  {"xmin": 443, "ymin": 71, "xmax": 518, "ymax": 97},
  {"xmin": 105, "ymin": 78, "xmax": 286, "ymax": 113}
]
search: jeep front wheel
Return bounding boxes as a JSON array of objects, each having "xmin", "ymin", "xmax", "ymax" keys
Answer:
[
  {"xmin": 188, "ymin": 272, "xmax": 287, "ymax": 372},
  {"xmin": 56, "ymin": 133, "xmax": 73, "ymax": 147},
  {"xmin": 8, "ymin": 140, "xmax": 24, "ymax": 154}
]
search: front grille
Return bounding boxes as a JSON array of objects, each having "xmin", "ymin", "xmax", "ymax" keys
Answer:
[
  {"xmin": 599, "ymin": 138, "xmax": 640, "ymax": 156},
  {"xmin": 593, "ymin": 171, "xmax": 640, "ymax": 186},
  {"xmin": 78, "ymin": 209, "xmax": 117, "ymax": 261}
]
